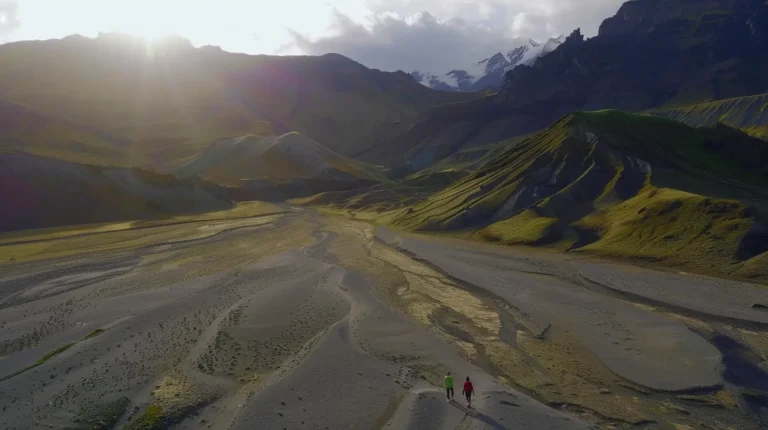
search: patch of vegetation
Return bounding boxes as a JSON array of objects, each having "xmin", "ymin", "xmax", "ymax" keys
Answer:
[
  {"xmin": 75, "ymin": 397, "xmax": 130, "ymax": 430},
  {"xmin": 575, "ymin": 187, "xmax": 760, "ymax": 274},
  {"xmin": 124, "ymin": 396, "xmax": 211, "ymax": 430},
  {"xmin": 0, "ymin": 342, "xmax": 75, "ymax": 382},
  {"xmin": 37, "ymin": 343, "xmax": 76, "ymax": 364},
  {"xmin": 650, "ymin": 93, "xmax": 768, "ymax": 140},
  {"xmin": 83, "ymin": 329, "xmax": 105, "ymax": 340},
  {"xmin": 481, "ymin": 209, "xmax": 559, "ymax": 245},
  {"xmin": 125, "ymin": 404, "xmax": 166, "ymax": 430},
  {"xmin": 122, "ymin": 374, "xmax": 217, "ymax": 430}
]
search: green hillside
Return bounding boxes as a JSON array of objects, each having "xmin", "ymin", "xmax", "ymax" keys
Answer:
[
  {"xmin": 301, "ymin": 136, "xmax": 518, "ymax": 217},
  {"xmin": 651, "ymin": 93, "xmax": 768, "ymax": 139},
  {"xmin": 176, "ymin": 132, "xmax": 386, "ymax": 186},
  {"xmin": 345, "ymin": 111, "xmax": 768, "ymax": 280}
]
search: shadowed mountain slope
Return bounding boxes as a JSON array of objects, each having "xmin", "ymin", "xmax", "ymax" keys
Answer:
[
  {"xmin": 0, "ymin": 100, "xmax": 150, "ymax": 167},
  {"xmin": 360, "ymin": 0, "xmax": 768, "ymax": 168},
  {"xmin": 0, "ymin": 153, "xmax": 231, "ymax": 232},
  {"xmin": 0, "ymin": 34, "xmax": 477, "ymax": 169},
  {"xmin": 177, "ymin": 132, "xmax": 385, "ymax": 186}
]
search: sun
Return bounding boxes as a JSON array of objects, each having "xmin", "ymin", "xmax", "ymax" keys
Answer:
[
  {"xmin": 127, "ymin": 24, "xmax": 172, "ymax": 43},
  {"xmin": 114, "ymin": 5, "xmax": 176, "ymax": 43},
  {"xmin": 123, "ymin": 25, "xmax": 180, "ymax": 55}
]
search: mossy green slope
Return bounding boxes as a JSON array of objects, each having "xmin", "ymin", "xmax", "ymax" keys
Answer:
[
  {"xmin": 651, "ymin": 93, "xmax": 768, "ymax": 140},
  {"xmin": 574, "ymin": 188, "xmax": 761, "ymax": 274},
  {"xmin": 300, "ymin": 136, "xmax": 518, "ymax": 217},
  {"xmin": 389, "ymin": 110, "xmax": 768, "ymax": 280}
]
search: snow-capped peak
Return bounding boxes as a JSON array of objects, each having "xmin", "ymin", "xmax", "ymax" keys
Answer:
[
  {"xmin": 541, "ymin": 35, "xmax": 566, "ymax": 55},
  {"xmin": 411, "ymin": 35, "xmax": 565, "ymax": 92},
  {"xmin": 478, "ymin": 53, "xmax": 508, "ymax": 74},
  {"xmin": 505, "ymin": 35, "xmax": 566, "ymax": 71},
  {"xmin": 506, "ymin": 45, "xmax": 530, "ymax": 66}
]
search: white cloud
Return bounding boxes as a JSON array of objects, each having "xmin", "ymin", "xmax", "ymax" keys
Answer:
[
  {"xmin": 289, "ymin": 9, "xmax": 518, "ymax": 73},
  {"xmin": 1, "ymin": 0, "xmax": 627, "ymax": 73},
  {"xmin": 290, "ymin": 0, "xmax": 626, "ymax": 73},
  {"xmin": 3, "ymin": 0, "xmax": 360, "ymax": 54}
]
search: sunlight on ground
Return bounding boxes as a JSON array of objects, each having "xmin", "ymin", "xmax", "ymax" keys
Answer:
[{"xmin": 0, "ymin": 202, "xmax": 284, "ymax": 263}]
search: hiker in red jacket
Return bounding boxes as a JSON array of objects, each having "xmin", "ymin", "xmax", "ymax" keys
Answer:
[{"xmin": 462, "ymin": 376, "xmax": 475, "ymax": 408}]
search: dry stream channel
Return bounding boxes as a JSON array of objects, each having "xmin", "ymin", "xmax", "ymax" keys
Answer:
[{"xmin": 1, "ymin": 208, "xmax": 768, "ymax": 429}]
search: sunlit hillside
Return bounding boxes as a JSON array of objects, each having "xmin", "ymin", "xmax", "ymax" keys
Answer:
[
  {"xmin": 0, "ymin": 34, "xmax": 477, "ymax": 170},
  {"xmin": 322, "ymin": 111, "xmax": 768, "ymax": 281}
]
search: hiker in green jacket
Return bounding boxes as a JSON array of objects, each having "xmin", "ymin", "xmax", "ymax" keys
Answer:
[{"xmin": 445, "ymin": 371, "xmax": 454, "ymax": 402}]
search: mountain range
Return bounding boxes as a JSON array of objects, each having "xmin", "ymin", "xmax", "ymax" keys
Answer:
[
  {"xmin": 0, "ymin": 33, "xmax": 476, "ymax": 169},
  {"xmin": 1, "ymin": 0, "xmax": 767, "ymax": 282},
  {"xmin": 361, "ymin": 0, "xmax": 768, "ymax": 169},
  {"xmin": 5, "ymin": 1, "xmax": 768, "ymax": 428},
  {"xmin": 0, "ymin": 34, "xmax": 476, "ymax": 230},
  {"xmin": 410, "ymin": 36, "xmax": 566, "ymax": 92}
]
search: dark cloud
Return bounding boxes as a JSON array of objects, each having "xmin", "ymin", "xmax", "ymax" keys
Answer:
[
  {"xmin": 0, "ymin": 1, "xmax": 20, "ymax": 38},
  {"xmin": 289, "ymin": 0, "xmax": 626, "ymax": 73},
  {"xmin": 289, "ymin": 9, "xmax": 517, "ymax": 73}
]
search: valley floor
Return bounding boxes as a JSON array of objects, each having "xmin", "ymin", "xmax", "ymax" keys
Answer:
[{"xmin": 1, "ymin": 207, "xmax": 768, "ymax": 429}]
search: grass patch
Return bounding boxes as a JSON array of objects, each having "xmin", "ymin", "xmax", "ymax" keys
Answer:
[
  {"xmin": 649, "ymin": 93, "xmax": 768, "ymax": 140},
  {"xmin": 122, "ymin": 374, "xmax": 216, "ymax": 430},
  {"xmin": 83, "ymin": 329, "xmax": 105, "ymax": 340},
  {"xmin": 481, "ymin": 210, "xmax": 558, "ymax": 245},
  {"xmin": 125, "ymin": 404, "xmax": 166, "ymax": 430},
  {"xmin": 75, "ymin": 397, "xmax": 130, "ymax": 430},
  {"xmin": 575, "ymin": 187, "xmax": 760, "ymax": 275},
  {"xmin": 37, "ymin": 343, "xmax": 76, "ymax": 364},
  {"xmin": 0, "ymin": 342, "xmax": 75, "ymax": 382}
]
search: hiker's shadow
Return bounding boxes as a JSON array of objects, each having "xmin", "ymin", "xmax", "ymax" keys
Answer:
[{"xmin": 449, "ymin": 402, "xmax": 508, "ymax": 430}]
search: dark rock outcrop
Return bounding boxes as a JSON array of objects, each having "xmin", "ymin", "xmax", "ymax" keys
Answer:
[{"xmin": 500, "ymin": 0, "xmax": 768, "ymax": 110}]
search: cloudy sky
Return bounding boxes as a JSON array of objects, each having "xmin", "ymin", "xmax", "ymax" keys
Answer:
[{"xmin": 0, "ymin": 0, "xmax": 625, "ymax": 73}]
